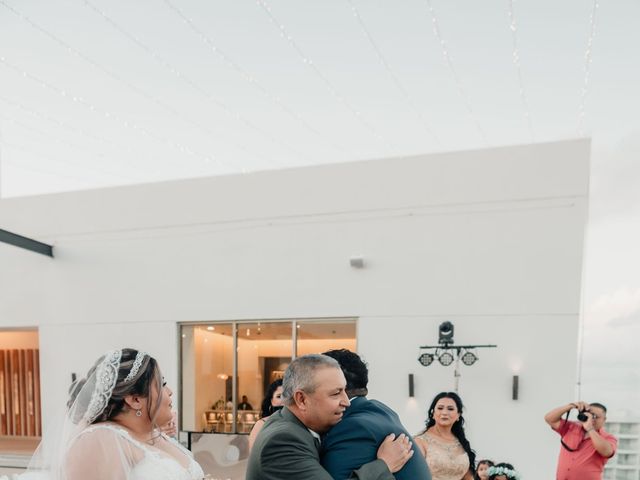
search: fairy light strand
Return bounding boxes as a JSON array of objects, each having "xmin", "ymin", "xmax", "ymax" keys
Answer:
[
  {"xmin": 0, "ymin": 0, "xmax": 249, "ymax": 168},
  {"xmin": 424, "ymin": 0, "xmax": 488, "ymax": 145},
  {"xmin": 256, "ymin": 0, "xmax": 393, "ymax": 153},
  {"xmin": 83, "ymin": 0, "xmax": 300, "ymax": 165},
  {"xmin": 507, "ymin": 0, "xmax": 534, "ymax": 142},
  {"xmin": 0, "ymin": 140, "xmax": 136, "ymax": 182},
  {"xmin": 162, "ymin": 0, "xmax": 351, "ymax": 159},
  {"xmin": 347, "ymin": 0, "xmax": 440, "ymax": 147},
  {"xmin": 0, "ymin": 113, "xmax": 140, "ymax": 180},
  {"xmin": 0, "ymin": 94, "xmax": 139, "ymax": 157},
  {"xmin": 577, "ymin": 0, "xmax": 599, "ymax": 137},
  {"xmin": 0, "ymin": 56, "xmax": 220, "ymax": 167}
]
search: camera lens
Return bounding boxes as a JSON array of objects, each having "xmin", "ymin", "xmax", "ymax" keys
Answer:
[{"xmin": 577, "ymin": 412, "xmax": 589, "ymax": 422}]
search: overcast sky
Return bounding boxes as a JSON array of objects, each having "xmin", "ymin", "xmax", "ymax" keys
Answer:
[{"xmin": 580, "ymin": 134, "xmax": 640, "ymax": 419}]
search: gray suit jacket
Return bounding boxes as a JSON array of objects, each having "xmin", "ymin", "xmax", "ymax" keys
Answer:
[{"xmin": 246, "ymin": 406, "xmax": 394, "ymax": 480}]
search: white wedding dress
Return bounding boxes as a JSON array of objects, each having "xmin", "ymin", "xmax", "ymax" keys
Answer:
[
  {"xmin": 91, "ymin": 424, "xmax": 204, "ymax": 480},
  {"xmin": 72, "ymin": 424, "xmax": 205, "ymax": 480}
]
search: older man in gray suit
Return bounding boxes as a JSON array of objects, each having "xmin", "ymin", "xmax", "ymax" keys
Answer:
[{"xmin": 246, "ymin": 354, "xmax": 413, "ymax": 480}]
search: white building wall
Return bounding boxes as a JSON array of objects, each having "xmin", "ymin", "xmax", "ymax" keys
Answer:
[{"xmin": 0, "ymin": 139, "xmax": 590, "ymax": 477}]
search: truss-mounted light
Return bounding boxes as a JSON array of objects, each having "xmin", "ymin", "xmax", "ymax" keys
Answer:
[
  {"xmin": 418, "ymin": 353, "xmax": 435, "ymax": 367},
  {"xmin": 461, "ymin": 351, "xmax": 478, "ymax": 366},
  {"xmin": 438, "ymin": 351, "xmax": 455, "ymax": 366}
]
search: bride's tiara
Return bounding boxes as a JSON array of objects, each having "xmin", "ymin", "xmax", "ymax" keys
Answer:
[{"xmin": 124, "ymin": 351, "xmax": 148, "ymax": 383}]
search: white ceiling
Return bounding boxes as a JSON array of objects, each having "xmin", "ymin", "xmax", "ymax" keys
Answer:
[{"xmin": 0, "ymin": 0, "xmax": 638, "ymax": 197}]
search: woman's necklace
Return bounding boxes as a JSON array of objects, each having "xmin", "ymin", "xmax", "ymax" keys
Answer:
[{"xmin": 433, "ymin": 425, "xmax": 456, "ymax": 442}]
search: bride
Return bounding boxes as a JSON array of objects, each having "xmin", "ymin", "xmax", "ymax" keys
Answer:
[{"xmin": 22, "ymin": 348, "xmax": 205, "ymax": 480}]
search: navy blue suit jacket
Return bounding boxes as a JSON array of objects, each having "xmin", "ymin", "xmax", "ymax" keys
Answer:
[{"xmin": 321, "ymin": 396, "xmax": 432, "ymax": 480}]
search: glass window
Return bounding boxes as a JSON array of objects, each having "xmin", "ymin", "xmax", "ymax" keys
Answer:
[
  {"xmin": 180, "ymin": 318, "xmax": 356, "ymax": 435},
  {"xmin": 296, "ymin": 320, "xmax": 356, "ymax": 356},
  {"xmin": 181, "ymin": 324, "xmax": 234, "ymax": 432},
  {"xmin": 235, "ymin": 322, "xmax": 292, "ymax": 432}
]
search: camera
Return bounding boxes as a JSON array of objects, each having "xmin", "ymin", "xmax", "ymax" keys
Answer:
[{"xmin": 577, "ymin": 410, "xmax": 590, "ymax": 422}]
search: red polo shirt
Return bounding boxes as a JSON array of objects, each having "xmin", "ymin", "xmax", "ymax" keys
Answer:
[{"xmin": 554, "ymin": 419, "xmax": 617, "ymax": 480}]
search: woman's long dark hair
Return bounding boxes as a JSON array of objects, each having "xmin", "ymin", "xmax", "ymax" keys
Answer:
[
  {"xmin": 260, "ymin": 379, "xmax": 283, "ymax": 418},
  {"xmin": 424, "ymin": 391, "xmax": 476, "ymax": 474}
]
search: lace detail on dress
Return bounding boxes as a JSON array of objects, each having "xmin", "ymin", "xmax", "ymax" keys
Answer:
[
  {"xmin": 82, "ymin": 424, "xmax": 204, "ymax": 480},
  {"xmin": 416, "ymin": 432, "xmax": 469, "ymax": 480},
  {"xmin": 84, "ymin": 350, "xmax": 122, "ymax": 423}
]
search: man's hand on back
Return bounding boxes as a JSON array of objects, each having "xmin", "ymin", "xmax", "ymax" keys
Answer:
[{"xmin": 376, "ymin": 433, "xmax": 414, "ymax": 473}]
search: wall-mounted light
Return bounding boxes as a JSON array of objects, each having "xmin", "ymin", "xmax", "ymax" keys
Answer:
[
  {"xmin": 512, "ymin": 375, "xmax": 519, "ymax": 400},
  {"xmin": 408, "ymin": 374, "xmax": 415, "ymax": 397},
  {"xmin": 349, "ymin": 256, "xmax": 365, "ymax": 268}
]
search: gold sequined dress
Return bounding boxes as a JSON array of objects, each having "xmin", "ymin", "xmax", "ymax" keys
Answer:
[{"xmin": 415, "ymin": 431, "xmax": 469, "ymax": 480}]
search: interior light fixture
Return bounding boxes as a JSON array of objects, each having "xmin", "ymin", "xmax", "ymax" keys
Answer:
[{"xmin": 207, "ymin": 326, "xmax": 214, "ymax": 331}]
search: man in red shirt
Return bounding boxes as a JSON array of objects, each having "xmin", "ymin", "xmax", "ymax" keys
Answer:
[{"xmin": 544, "ymin": 401, "xmax": 617, "ymax": 480}]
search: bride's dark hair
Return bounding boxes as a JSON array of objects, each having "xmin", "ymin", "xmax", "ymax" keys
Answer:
[{"xmin": 68, "ymin": 348, "xmax": 163, "ymax": 425}]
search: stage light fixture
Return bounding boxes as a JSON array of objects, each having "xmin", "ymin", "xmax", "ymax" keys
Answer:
[
  {"xmin": 438, "ymin": 351, "xmax": 454, "ymax": 366},
  {"xmin": 438, "ymin": 321, "xmax": 454, "ymax": 345},
  {"xmin": 418, "ymin": 353, "xmax": 435, "ymax": 367},
  {"xmin": 461, "ymin": 351, "xmax": 478, "ymax": 366}
]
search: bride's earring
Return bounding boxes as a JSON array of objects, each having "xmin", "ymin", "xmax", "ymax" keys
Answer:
[{"xmin": 135, "ymin": 409, "xmax": 142, "ymax": 417}]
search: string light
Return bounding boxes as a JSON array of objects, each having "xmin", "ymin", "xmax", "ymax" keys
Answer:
[
  {"xmin": 507, "ymin": 0, "xmax": 534, "ymax": 142},
  {"xmin": 0, "ymin": 0, "xmax": 243, "ymax": 169},
  {"xmin": 577, "ymin": 0, "xmax": 599, "ymax": 137},
  {"xmin": 0, "ymin": 94, "xmax": 145, "ymax": 160},
  {"xmin": 424, "ymin": 0, "xmax": 488, "ymax": 145},
  {"xmin": 256, "ymin": 0, "xmax": 393, "ymax": 153},
  {"xmin": 0, "ymin": 140, "xmax": 134, "ymax": 182},
  {"xmin": 0, "ymin": 56, "xmax": 219, "ymax": 168},
  {"xmin": 82, "ymin": 0, "xmax": 299, "ymax": 166},
  {"xmin": 0, "ymin": 111, "xmax": 156, "ymax": 184},
  {"xmin": 347, "ymin": 0, "xmax": 440, "ymax": 147},
  {"xmin": 162, "ymin": 0, "xmax": 351, "ymax": 160}
]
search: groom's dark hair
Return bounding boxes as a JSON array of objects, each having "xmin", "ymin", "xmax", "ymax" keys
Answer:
[{"xmin": 322, "ymin": 349, "xmax": 368, "ymax": 395}]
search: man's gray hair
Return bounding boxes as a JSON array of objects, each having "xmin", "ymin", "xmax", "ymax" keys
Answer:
[{"xmin": 282, "ymin": 354, "xmax": 340, "ymax": 406}]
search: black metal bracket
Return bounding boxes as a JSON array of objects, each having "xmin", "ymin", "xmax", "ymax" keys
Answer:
[
  {"xmin": 0, "ymin": 228, "xmax": 54, "ymax": 257},
  {"xmin": 419, "ymin": 344, "xmax": 498, "ymax": 350}
]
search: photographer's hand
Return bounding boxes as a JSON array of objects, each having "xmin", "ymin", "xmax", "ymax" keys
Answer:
[
  {"xmin": 581, "ymin": 412, "xmax": 595, "ymax": 433},
  {"xmin": 583, "ymin": 416, "xmax": 615, "ymax": 457},
  {"xmin": 545, "ymin": 402, "xmax": 585, "ymax": 430},
  {"xmin": 573, "ymin": 401, "xmax": 590, "ymax": 412}
]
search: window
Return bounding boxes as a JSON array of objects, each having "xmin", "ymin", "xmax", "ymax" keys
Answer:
[{"xmin": 180, "ymin": 318, "xmax": 356, "ymax": 433}]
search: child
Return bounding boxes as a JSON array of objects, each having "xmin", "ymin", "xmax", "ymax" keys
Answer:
[{"xmin": 487, "ymin": 462, "xmax": 521, "ymax": 480}]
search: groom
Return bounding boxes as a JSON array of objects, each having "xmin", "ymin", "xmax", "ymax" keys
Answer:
[{"xmin": 246, "ymin": 354, "xmax": 413, "ymax": 480}]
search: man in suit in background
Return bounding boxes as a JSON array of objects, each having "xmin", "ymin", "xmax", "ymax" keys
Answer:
[
  {"xmin": 321, "ymin": 349, "xmax": 432, "ymax": 480},
  {"xmin": 246, "ymin": 353, "xmax": 413, "ymax": 480}
]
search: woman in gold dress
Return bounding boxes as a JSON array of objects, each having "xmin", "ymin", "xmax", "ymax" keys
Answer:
[{"xmin": 414, "ymin": 392, "xmax": 476, "ymax": 480}]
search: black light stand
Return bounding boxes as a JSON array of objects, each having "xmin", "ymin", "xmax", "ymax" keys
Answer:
[{"xmin": 418, "ymin": 321, "xmax": 497, "ymax": 392}]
